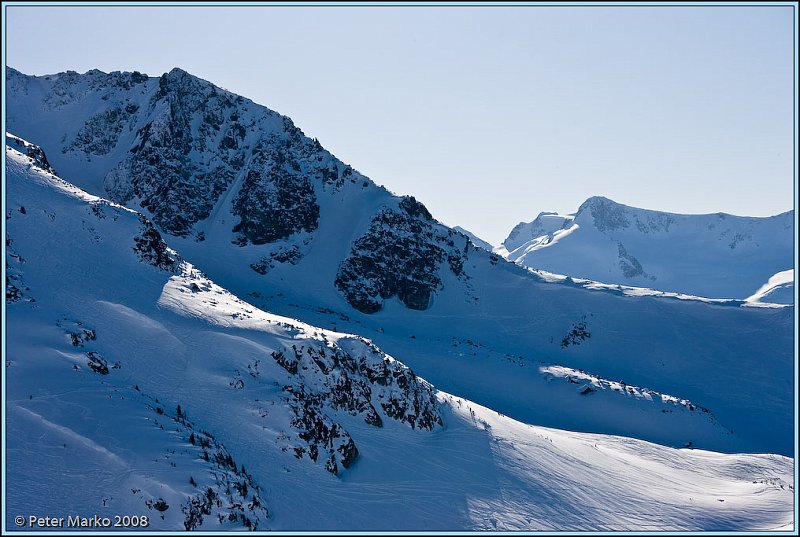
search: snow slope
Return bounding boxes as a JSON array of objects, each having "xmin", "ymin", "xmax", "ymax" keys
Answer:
[
  {"xmin": 746, "ymin": 269, "xmax": 795, "ymax": 305},
  {"xmin": 5, "ymin": 137, "xmax": 795, "ymax": 532},
  {"xmin": 500, "ymin": 197, "xmax": 794, "ymax": 301},
  {"xmin": 5, "ymin": 68, "xmax": 795, "ymax": 458}
]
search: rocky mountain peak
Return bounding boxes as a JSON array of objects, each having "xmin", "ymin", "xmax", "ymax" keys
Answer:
[
  {"xmin": 7, "ymin": 67, "xmax": 480, "ymax": 314},
  {"xmin": 575, "ymin": 196, "xmax": 631, "ymax": 232}
]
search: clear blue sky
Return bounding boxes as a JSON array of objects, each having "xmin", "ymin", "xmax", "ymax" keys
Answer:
[{"xmin": 4, "ymin": 4, "xmax": 796, "ymax": 245}]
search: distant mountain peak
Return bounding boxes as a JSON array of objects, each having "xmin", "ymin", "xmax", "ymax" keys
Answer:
[
  {"xmin": 578, "ymin": 195, "xmax": 616, "ymax": 208},
  {"xmin": 575, "ymin": 196, "xmax": 632, "ymax": 233},
  {"xmin": 167, "ymin": 66, "xmax": 189, "ymax": 77},
  {"xmin": 502, "ymin": 196, "xmax": 794, "ymax": 300}
]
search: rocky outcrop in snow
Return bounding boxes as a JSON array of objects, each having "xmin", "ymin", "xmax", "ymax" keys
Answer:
[
  {"xmin": 335, "ymin": 197, "xmax": 470, "ymax": 313},
  {"xmin": 7, "ymin": 133, "xmax": 58, "ymax": 175},
  {"xmin": 230, "ymin": 138, "xmax": 319, "ymax": 246}
]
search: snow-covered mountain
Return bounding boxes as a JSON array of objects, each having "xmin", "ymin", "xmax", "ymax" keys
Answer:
[
  {"xmin": 6, "ymin": 136, "xmax": 795, "ymax": 531},
  {"xmin": 6, "ymin": 67, "xmax": 794, "ymax": 461},
  {"xmin": 499, "ymin": 197, "xmax": 794, "ymax": 302},
  {"xmin": 7, "ymin": 66, "xmax": 472, "ymax": 313}
]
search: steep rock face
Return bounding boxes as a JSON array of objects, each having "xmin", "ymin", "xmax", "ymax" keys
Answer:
[
  {"xmin": 227, "ymin": 120, "xmax": 362, "ymax": 246},
  {"xmin": 103, "ymin": 69, "xmax": 252, "ymax": 236},
  {"xmin": 285, "ymin": 388, "xmax": 360, "ymax": 476},
  {"xmin": 335, "ymin": 196, "xmax": 470, "ymax": 313},
  {"xmin": 230, "ymin": 138, "xmax": 319, "ymax": 245},
  {"xmin": 133, "ymin": 216, "xmax": 182, "ymax": 273}
]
